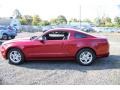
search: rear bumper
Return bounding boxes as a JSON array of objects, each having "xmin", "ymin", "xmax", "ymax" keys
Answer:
[{"xmin": 97, "ymin": 52, "xmax": 109, "ymax": 58}]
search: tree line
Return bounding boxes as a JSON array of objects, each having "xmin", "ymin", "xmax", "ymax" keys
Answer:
[
  {"xmin": 93, "ymin": 17, "xmax": 120, "ymax": 27},
  {"xmin": 13, "ymin": 9, "xmax": 120, "ymax": 27},
  {"xmin": 19, "ymin": 15, "xmax": 68, "ymax": 26}
]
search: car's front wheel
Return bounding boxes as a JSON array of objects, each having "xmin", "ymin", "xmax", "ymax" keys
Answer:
[
  {"xmin": 7, "ymin": 48, "xmax": 24, "ymax": 65},
  {"xmin": 2, "ymin": 34, "xmax": 8, "ymax": 40},
  {"xmin": 76, "ymin": 48, "xmax": 96, "ymax": 66}
]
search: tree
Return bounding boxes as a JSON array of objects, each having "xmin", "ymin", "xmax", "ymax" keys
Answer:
[
  {"xmin": 114, "ymin": 17, "xmax": 120, "ymax": 27},
  {"xmin": 56, "ymin": 15, "xmax": 67, "ymax": 24},
  {"xmin": 13, "ymin": 9, "xmax": 22, "ymax": 19},
  {"xmin": 105, "ymin": 17, "xmax": 113, "ymax": 27},
  {"xmin": 50, "ymin": 18, "xmax": 58, "ymax": 25},
  {"xmin": 100, "ymin": 17, "xmax": 106, "ymax": 26},
  {"xmin": 39, "ymin": 20, "xmax": 50, "ymax": 26},
  {"xmin": 93, "ymin": 17, "xmax": 106, "ymax": 27},
  {"xmin": 32, "ymin": 15, "xmax": 42, "ymax": 26},
  {"xmin": 105, "ymin": 17, "xmax": 112, "ymax": 23},
  {"xmin": 22, "ymin": 15, "xmax": 33, "ymax": 25},
  {"xmin": 93, "ymin": 18, "xmax": 101, "ymax": 26},
  {"xmin": 94, "ymin": 17, "xmax": 113, "ymax": 27},
  {"xmin": 82, "ymin": 18, "xmax": 92, "ymax": 23},
  {"xmin": 19, "ymin": 18, "xmax": 27, "ymax": 25},
  {"xmin": 69, "ymin": 18, "xmax": 79, "ymax": 23}
]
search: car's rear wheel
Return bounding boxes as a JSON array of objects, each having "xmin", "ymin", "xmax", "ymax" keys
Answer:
[
  {"xmin": 7, "ymin": 48, "xmax": 24, "ymax": 65},
  {"xmin": 11, "ymin": 36, "xmax": 15, "ymax": 39},
  {"xmin": 2, "ymin": 34, "xmax": 8, "ymax": 40},
  {"xmin": 76, "ymin": 48, "xmax": 96, "ymax": 66}
]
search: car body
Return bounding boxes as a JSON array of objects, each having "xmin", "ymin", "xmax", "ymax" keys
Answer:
[
  {"xmin": 0, "ymin": 26, "xmax": 17, "ymax": 40},
  {"xmin": 0, "ymin": 28, "xmax": 109, "ymax": 65}
]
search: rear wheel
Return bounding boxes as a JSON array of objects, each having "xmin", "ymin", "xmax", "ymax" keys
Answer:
[
  {"xmin": 2, "ymin": 34, "xmax": 8, "ymax": 40},
  {"xmin": 11, "ymin": 36, "xmax": 15, "ymax": 39},
  {"xmin": 7, "ymin": 48, "xmax": 24, "ymax": 65},
  {"xmin": 76, "ymin": 48, "xmax": 96, "ymax": 66}
]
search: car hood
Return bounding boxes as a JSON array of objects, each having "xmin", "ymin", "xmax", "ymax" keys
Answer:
[{"xmin": 2, "ymin": 37, "xmax": 31, "ymax": 45}]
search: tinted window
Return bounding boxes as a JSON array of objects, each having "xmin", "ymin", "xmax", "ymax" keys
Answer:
[
  {"xmin": 75, "ymin": 33, "xmax": 87, "ymax": 38},
  {"xmin": 44, "ymin": 31, "xmax": 69, "ymax": 40},
  {"xmin": 13, "ymin": 24, "xmax": 17, "ymax": 26}
]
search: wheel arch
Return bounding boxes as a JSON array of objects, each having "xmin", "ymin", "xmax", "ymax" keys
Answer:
[
  {"xmin": 75, "ymin": 47, "xmax": 96, "ymax": 57},
  {"xmin": 2, "ymin": 33, "xmax": 9, "ymax": 40},
  {"xmin": 3, "ymin": 33, "xmax": 8, "ymax": 35},
  {"xmin": 2, "ymin": 33, "xmax": 9, "ymax": 37},
  {"xmin": 6, "ymin": 47, "xmax": 25, "ymax": 59}
]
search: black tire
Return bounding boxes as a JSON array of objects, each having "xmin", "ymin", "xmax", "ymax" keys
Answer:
[
  {"xmin": 8, "ymin": 36, "xmax": 12, "ymax": 40},
  {"xmin": 7, "ymin": 48, "xmax": 24, "ymax": 65},
  {"xmin": 76, "ymin": 48, "xmax": 96, "ymax": 66},
  {"xmin": 11, "ymin": 36, "xmax": 15, "ymax": 39},
  {"xmin": 2, "ymin": 34, "xmax": 8, "ymax": 40}
]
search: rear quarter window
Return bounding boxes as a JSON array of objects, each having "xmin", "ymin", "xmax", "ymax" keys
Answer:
[{"xmin": 74, "ymin": 33, "xmax": 87, "ymax": 38}]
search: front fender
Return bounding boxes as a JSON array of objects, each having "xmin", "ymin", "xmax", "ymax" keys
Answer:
[{"xmin": 1, "ymin": 43, "xmax": 25, "ymax": 59}]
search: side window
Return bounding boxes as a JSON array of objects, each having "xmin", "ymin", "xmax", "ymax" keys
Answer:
[
  {"xmin": 75, "ymin": 33, "xmax": 87, "ymax": 38},
  {"xmin": 13, "ymin": 24, "xmax": 17, "ymax": 26},
  {"xmin": 44, "ymin": 31, "xmax": 69, "ymax": 40}
]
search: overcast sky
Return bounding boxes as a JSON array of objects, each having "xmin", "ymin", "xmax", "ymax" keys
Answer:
[{"xmin": 0, "ymin": 0, "xmax": 120, "ymax": 20}]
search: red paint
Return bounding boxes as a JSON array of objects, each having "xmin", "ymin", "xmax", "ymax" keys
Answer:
[{"xmin": 0, "ymin": 28, "xmax": 109, "ymax": 60}]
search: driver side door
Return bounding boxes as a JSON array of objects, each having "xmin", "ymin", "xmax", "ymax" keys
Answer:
[{"xmin": 29, "ymin": 31, "xmax": 67, "ymax": 58}]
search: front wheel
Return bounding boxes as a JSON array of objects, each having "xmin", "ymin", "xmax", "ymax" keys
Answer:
[
  {"xmin": 2, "ymin": 34, "xmax": 8, "ymax": 40},
  {"xmin": 11, "ymin": 36, "xmax": 15, "ymax": 39},
  {"xmin": 76, "ymin": 49, "xmax": 96, "ymax": 66},
  {"xmin": 7, "ymin": 48, "xmax": 24, "ymax": 65}
]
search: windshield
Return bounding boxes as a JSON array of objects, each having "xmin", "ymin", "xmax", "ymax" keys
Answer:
[{"xmin": 33, "ymin": 31, "xmax": 47, "ymax": 40}]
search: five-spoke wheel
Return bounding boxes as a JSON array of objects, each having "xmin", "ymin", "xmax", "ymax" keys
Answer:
[
  {"xmin": 7, "ymin": 48, "xmax": 24, "ymax": 65},
  {"xmin": 76, "ymin": 48, "xmax": 96, "ymax": 65}
]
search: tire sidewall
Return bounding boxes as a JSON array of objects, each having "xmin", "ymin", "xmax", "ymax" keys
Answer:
[
  {"xmin": 76, "ymin": 49, "xmax": 96, "ymax": 66},
  {"xmin": 7, "ymin": 48, "xmax": 24, "ymax": 65}
]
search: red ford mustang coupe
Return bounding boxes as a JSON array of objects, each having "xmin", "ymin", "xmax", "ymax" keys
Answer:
[{"xmin": 0, "ymin": 28, "xmax": 109, "ymax": 65}]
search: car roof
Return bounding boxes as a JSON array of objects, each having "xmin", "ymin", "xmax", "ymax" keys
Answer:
[
  {"xmin": 46, "ymin": 28, "xmax": 92, "ymax": 35},
  {"xmin": 43, "ymin": 28, "xmax": 96, "ymax": 38},
  {"xmin": 46, "ymin": 28, "xmax": 82, "ymax": 33},
  {"xmin": 45, "ymin": 28, "xmax": 96, "ymax": 38}
]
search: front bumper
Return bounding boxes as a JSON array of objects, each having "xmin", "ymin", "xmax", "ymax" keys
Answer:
[{"xmin": 0, "ymin": 45, "xmax": 7, "ymax": 59}]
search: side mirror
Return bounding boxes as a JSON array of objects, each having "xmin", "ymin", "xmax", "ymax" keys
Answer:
[{"xmin": 39, "ymin": 36, "xmax": 45, "ymax": 43}]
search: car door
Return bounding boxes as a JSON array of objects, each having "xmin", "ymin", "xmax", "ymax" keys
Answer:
[
  {"xmin": 27, "ymin": 31, "xmax": 67, "ymax": 58},
  {"xmin": 25, "ymin": 40, "xmax": 65, "ymax": 58},
  {"xmin": 40, "ymin": 40, "xmax": 65, "ymax": 57}
]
